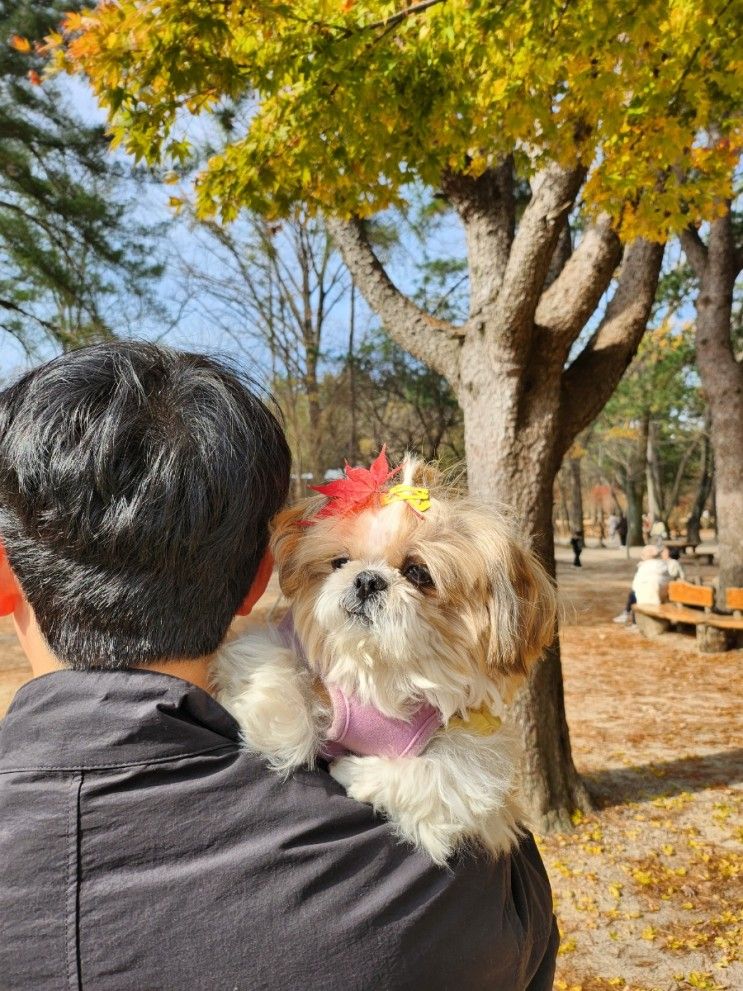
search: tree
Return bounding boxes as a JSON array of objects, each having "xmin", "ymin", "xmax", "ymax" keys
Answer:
[
  {"xmin": 1, "ymin": 1, "xmax": 163, "ymax": 354},
  {"xmin": 586, "ymin": 321, "xmax": 701, "ymax": 542},
  {"xmin": 55, "ymin": 0, "xmax": 742, "ymax": 828},
  {"xmin": 179, "ymin": 210, "xmax": 348, "ymax": 491},
  {"xmin": 681, "ymin": 205, "xmax": 743, "ymax": 602}
]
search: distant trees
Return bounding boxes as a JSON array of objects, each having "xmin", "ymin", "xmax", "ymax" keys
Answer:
[
  {"xmin": 580, "ymin": 322, "xmax": 702, "ymax": 544},
  {"xmin": 178, "ymin": 207, "xmax": 464, "ymax": 485},
  {"xmin": 1, "ymin": 1, "xmax": 163, "ymax": 357}
]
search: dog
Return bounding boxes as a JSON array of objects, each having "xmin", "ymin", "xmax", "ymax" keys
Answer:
[{"xmin": 214, "ymin": 452, "xmax": 556, "ymax": 864}]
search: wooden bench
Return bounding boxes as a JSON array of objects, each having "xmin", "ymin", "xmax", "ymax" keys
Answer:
[
  {"xmin": 681, "ymin": 549, "xmax": 715, "ymax": 566},
  {"xmin": 633, "ymin": 582, "xmax": 743, "ymax": 653},
  {"xmin": 665, "ymin": 539, "xmax": 715, "ymax": 566}
]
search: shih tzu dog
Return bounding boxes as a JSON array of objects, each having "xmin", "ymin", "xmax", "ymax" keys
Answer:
[{"xmin": 214, "ymin": 450, "xmax": 556, "ymax": 864}]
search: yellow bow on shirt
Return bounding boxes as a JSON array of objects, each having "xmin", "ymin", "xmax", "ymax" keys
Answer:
[{"xmin": 448, "ymin": 707, "xmax": 503, "ymax": 736}]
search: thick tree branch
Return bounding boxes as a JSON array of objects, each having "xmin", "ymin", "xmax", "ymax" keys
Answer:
[
  {"xmin": 557, "ymin": 238, "xmax": 664, "ymax": 452},
  {"xmin": 441, "ymin": 159, "xmax": 515, "ymax": 316},
  {"xmin": 534, "ymin": 216, "xmax": 621, "ymax": 350},
  {"xmin": 680, "ymin": 226, "xmax": 708, "ymax": 278},
  {"xmin": 327, "ymin": 217, "xmax": 462, "ymax": 381},
  {"xmin": 494, "ymin": 162, "xmax": 585, "ymax": 354}
]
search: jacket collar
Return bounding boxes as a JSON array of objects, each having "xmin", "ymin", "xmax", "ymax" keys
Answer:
[{"xmin": 0, "ymin": 669, "xmax": 240, "ymax": 771}]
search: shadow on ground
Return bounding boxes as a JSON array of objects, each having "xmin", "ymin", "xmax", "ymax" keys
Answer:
[{"xmin": 586, "ymin": 747, "xmax": 743, "ymax": 807}]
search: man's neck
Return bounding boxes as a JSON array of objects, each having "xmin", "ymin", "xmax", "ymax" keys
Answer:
[
  {"xmin": 15, "ymin": 603, "xmax": 215, "ymax": 696},
  {"xmin": 135, "ymin": 657, "xmax": 214, "ymax": 694}
]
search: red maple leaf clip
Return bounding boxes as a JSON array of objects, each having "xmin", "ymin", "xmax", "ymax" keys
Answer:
[{"xmin": 310, "ymin": 446, "xmax": 400, "ymax": 520}]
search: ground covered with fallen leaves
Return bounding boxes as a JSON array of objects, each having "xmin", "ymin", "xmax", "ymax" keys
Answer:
[
  {"xmin": 549, "ymin": 544, "xmax": 742, "ymax": 991},
  {"xmin": 0, "ymin": 545, "xmax": 740, "ymax": 990}
]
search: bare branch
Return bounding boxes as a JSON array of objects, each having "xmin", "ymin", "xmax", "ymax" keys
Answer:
[
  {"xmin": 679, "ymin": 226, "xmax": 708, "ymax": 278},
  {"xmin": 327, "ymin": 216, "xmax": 462, "ymax": 381},
  {"xmin": 535, "ymin": 216, "xmax": 621, "ymax": 349},
  {"xmin": 494, "ymin": 161, "xmax": 585, "ymax": 352},
  {"xmin": 0, "ymin": 297, "xmax": 58, "ymax": 335},
  {"xmin": 557, "ymin": 238, "xmax": 664, "ymax": 451}
]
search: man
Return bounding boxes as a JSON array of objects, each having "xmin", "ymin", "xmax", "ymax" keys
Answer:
[{"xmin": 0, "ymin": 341, "xmax": 558, "ymax": 990}]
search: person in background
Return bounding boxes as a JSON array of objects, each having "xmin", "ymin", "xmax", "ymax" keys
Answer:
[
  {"xmin": 616, "ymin": 514, "xmax": 628, "ymax": 547},
  {"xmin": 662, "ymin": 545, "xmax": 686, "ymax": 581},
  {"xmin": 613, "ymin": 545, "xmax": 670, "ymax": 624},
  {"xmin": 607, "ymin": 513, "xmax": 619, "ymax": 545},
  {"xmin": 570, "ymin": 529, "xmax": 584, "ymax": 567},
  {"xmin": 649, "ymin": 519, "xmax": 668, "ymax": 545}
]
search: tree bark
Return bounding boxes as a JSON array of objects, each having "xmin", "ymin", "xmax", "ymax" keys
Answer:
[
  {"xmin": 330, "ymin": 166, "xmax": 663, "ymax": 830},
  {"xmin": 682, "ymin": 212, "xmax": 743, "ymax": 601}
]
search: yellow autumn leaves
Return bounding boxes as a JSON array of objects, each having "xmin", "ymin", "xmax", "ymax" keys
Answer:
[{"xmin": 38, "ymin": 1, "xmax": 743, "ymax": 240}]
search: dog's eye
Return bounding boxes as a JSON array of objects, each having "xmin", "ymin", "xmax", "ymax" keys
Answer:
[
  {"xmin": 331, "ymin": 557, "xmax": 350, "ymax": 570},
  {"xmin": 403, "ymin": 563, "xmax": 434, "ymax": 589}
]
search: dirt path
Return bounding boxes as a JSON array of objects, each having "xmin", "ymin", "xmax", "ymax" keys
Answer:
[{"xmin": 1, "ymin": 549, "xmax": 740, "ymax": 990}]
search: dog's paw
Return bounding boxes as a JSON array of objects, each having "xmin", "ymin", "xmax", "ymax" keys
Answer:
[
  {"xmin": 330, "ymin": 755, "xmax": 461, "ymax": 864},
  {"xmin": 329, "ymin": 755, "xmax": 374, "ymax": 799}
]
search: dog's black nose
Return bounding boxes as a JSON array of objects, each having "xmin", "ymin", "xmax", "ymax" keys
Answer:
[{"xmin": 354, "ymin": 570, "xmax": 388, "ymax": 600}]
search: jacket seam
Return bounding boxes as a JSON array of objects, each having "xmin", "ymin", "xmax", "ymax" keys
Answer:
[
  {"xmin": 0, "ymin": 743, "xmax": 239, "ymax": 774},
  {"xmin": 66, "ymin": 772, "xmax": 83, "ymax": 991}
]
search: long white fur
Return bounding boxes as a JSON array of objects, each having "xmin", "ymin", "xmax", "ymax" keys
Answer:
[
  {"xmin": 214, "ymin": 631, "xmax": 327, "ymax": 776},
  {"xmin": 214, "ymin": 455, "xmax": 553, "ymax": 864}
]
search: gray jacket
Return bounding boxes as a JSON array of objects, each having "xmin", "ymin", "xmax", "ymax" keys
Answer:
[{"xmin": 0, "ymin": 670, "xmax": 558, "ymax": 990}]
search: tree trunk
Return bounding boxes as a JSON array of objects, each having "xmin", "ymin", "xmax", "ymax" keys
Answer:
[
  {"xmin": 303, "ymin": 347, "xmax": 325, "ymax": 488},
  {"xmin": 460, "ymin": 373, "xmax": 592, "ymax": 828},
  {"xmin": 558, "ymin": 472, "xmax": 571, "ymax": 537},
  {"xmin": 686, "ymin": 428, "xmax": 713, "ymax": 545},
  {"xmin": 626, "ymin": 479, "xmax": 644, "ymax": 547},
  {"xmin": 682, "ymin": 213, "xmax": 743, "ymax": 602},
  {"xmin": 646, "ymin": 419, "xmax": 664, "ymax": 523},
  {"xmin": 568, "ymin": 457, "xmax": 584, "ymax": 538},
  {"xmin": 347, "ymin": 285, "xmax": 359, "ymax": 465}
]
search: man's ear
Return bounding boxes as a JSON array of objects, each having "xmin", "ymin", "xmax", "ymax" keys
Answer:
[
  {"xmin": 235, "ymin": 549, "xmax": 274, "ymax": 617},
  {"xmin": 0, "ymin": 543, "xmax": 21, "ymax": 616}
]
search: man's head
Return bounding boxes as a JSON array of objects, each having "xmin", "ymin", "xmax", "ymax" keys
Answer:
[{"xmin": 0, "ymin": 341, "xmax": 290, "ymax": 669}]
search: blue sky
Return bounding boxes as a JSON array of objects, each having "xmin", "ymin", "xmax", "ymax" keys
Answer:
[{"xmin": 0, "ymin": 74, "xmax": 470, "ymax": 389}]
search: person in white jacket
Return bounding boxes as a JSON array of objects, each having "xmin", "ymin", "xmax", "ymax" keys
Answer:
[{"xmin": 614, "ymin": 545, "xmax": 671, "ymax": 623}]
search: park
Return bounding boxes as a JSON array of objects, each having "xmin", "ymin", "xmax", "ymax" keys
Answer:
[{"xmin": 1, "ymin": 2, "xmax": 741, "ymax": 990}]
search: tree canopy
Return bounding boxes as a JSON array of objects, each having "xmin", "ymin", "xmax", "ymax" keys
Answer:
[{"xmin": 48, "ymin": 0, "xmax": 742, "ymax": 239}]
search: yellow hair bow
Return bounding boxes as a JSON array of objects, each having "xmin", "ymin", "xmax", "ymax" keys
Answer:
[{"xmin": 381, "ymin": 484, "xmax": 431, "ymax": 514}]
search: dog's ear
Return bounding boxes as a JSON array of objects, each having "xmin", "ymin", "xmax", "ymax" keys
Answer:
[
  {"xmin": 485, "ymin": 540, "xmax": 556, "ymax": 681},
  {"xmin": 269, "ymin": 498, "xmax": 319, "ymax": 597}
]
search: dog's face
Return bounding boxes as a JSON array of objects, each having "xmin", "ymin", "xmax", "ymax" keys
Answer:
[{"xmin": 271, "ymin": 465, "xmax": 556, "ymax": 717}]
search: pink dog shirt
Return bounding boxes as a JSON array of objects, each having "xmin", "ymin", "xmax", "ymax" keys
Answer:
[{"xmin": 276, "ymin": 612, "xmax": 442, "ymax": 760}]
